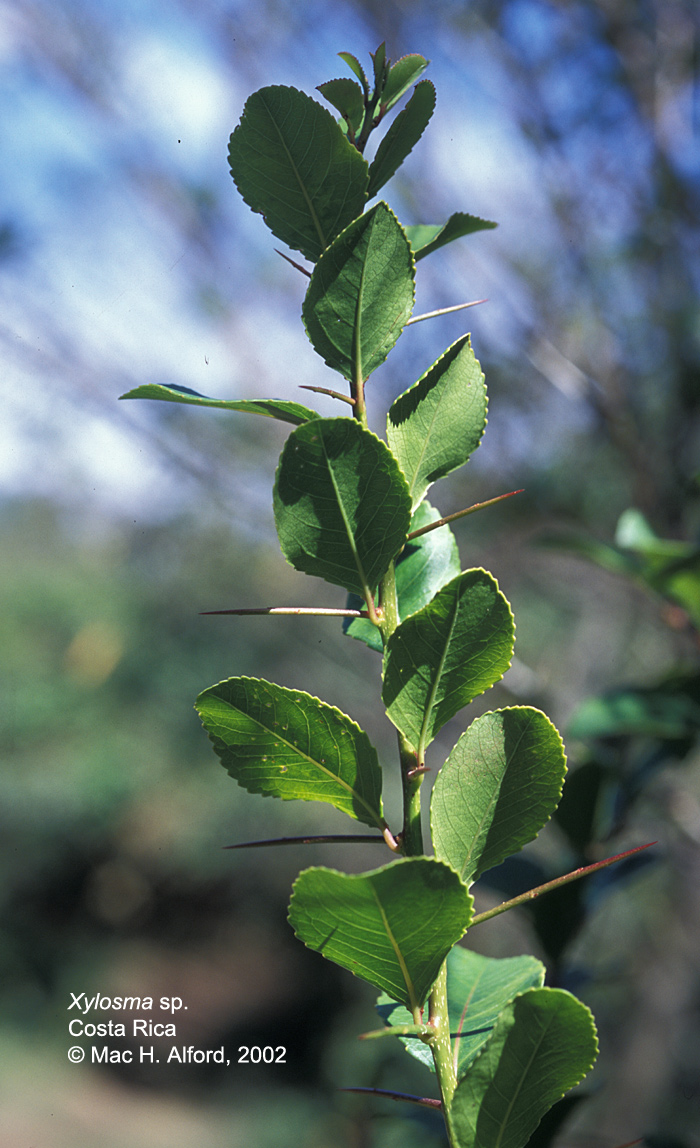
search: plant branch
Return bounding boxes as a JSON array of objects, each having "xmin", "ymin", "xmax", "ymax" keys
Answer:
[
  {"xmin": 470, "ymin": 842, "xmax": 657, "ymax": 927},
  {"xmin": 406, "ymin": 490, "xmax": 524, "ymax": 541},
  {"xmin": 378, "ymin": 560, "xmax": 399, "ymax": 646},
  {"xmin": 398, "ymin": 733, "xmax": 424, "ymax": 855},
  {"xmin": 406, "ymin": 299, "xmax": 487, "ymax": 326},
  {"xmin": 428, "ymin": 961, "xmax": 458, "ymax": 1108}
]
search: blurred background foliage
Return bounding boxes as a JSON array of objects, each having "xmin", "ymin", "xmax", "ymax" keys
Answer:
[{"xmin": 2, "ymin": 0, "xmax": 700, "ymax": 1145}]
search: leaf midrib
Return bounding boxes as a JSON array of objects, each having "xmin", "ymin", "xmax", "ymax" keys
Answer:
[
  {"xmin": 261, "ymin": 90, "xmax": 328, "ymax": 254},
  {"xmin": 491, "ymin": 1004, "xmax": 553, "ymax": 1148},
  {"xmin": 320, "ymin": 426, "xmax": 375, "ymax": 602},
  {"xmin": 370, "ymin": 883, "xmax": 419, "ymax": 1014},
  {"xmin": 417, "ymin": 588, "xmax": 461, "ymax": 763}
]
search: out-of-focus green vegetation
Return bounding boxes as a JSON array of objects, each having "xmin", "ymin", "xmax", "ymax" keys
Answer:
[{"xmin": 0, "ymin": 496, "xmax": 431, "ymax": 1144}]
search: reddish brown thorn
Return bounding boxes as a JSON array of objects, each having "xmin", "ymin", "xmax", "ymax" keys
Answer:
[
  {"xmin": 274, "ymin": 248, "xmax": 312, "ymax": 277},
  {"xmin": 470, "ymin": 841, "xmax": 658, "ymax": 927},
  {"xmin": 340, "ymin": 1087, "xmax": 442, "ymax": 1110}
]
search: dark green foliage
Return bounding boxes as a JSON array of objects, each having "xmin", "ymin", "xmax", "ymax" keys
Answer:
[
  {"xmin": 273, "ymin": 417, "xmax": 412, "ymax": 598},
  {"xmin": 228, "ymin": 85, "xmax": 369, "ymax": 261}
]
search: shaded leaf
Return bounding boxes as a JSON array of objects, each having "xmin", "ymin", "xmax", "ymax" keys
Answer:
[
  {"xmin": 273, "ymin": 418, "xmax": 412, "ymax": 597},
  {"xmin": 382, "ymin": 54, "xmax": 430, "ymax": 111},
  {"xmin": 382, "ymin": 570, "xmax": 515, "ymax": 757},
  {"xmin": 119, "ymin": 383, "xmax": 318, "ymax": 426},
  {"xmin": 521, "ymin": 1097, "xmax": 585, "ymax": 1148},
  {"xmin": 228, "ymin": 85, "xmax": 368, "ymax": 262},
  {"xmin": 371, "ymin": 42, "xmax": 387, "ymax": 90},
  {"xmin": 289, "ymin": 858, "xmax": 473, "ymax": 1011},
  {"xmin": 568, "ymin": 683, "xmax": 700, "ymax": 741},
  {"xmin": 431, "ymin": 708, "xmax": 567, "ymax": 885},
  {"xmin": 368, "ymin": 81, "xmax": 436, "ymax": 199},
  {"xmin": 405, "ymin": 213, "xmax": 497, "ymax": 261},
  {"xmin": 387, "ymin": 335, "xmax": 487, "ymax": 510},
  {"xmin": 344, "ymin": 500, "xmax": 461, "ymax": 653},
  {"xmin": 196, "ymin": 676, "xmax": 384, "ymax": 828},
  {"xmin": 317, "ymin": 77, "xmax": 365, "ymax": 134},
  {"xmin": 553, "ymin": 761, "xmax": 607, "ymax": 853},
  {"xmin": 302, "ymin": 201, "xmax": 415, "ymax": 382},
  {"xmin": 450, "ymin": 989, "xmax": 598, "ymax": 1148},
  {"xmin": 378, "ymin": 946, "xmax": 545, "ymax": 1078}
]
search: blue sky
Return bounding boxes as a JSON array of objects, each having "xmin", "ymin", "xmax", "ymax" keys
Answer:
[{"xmin": 2, "ymin": 0, "xmax": 691, "ymax": 526}]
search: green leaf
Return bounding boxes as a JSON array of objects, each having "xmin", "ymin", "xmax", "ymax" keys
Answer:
[
  {"xmin": 387, "ymin": 335, "xmax": 487, "ymax": 510},
  {"xmin": 370, "ymin": 42, "xmax": 387, "ymax": 90},
  {"xmin": 338, "ymin": 51, "xmax": 369, "ymax": 95},
  {"xmin": 520, "ymin": 1098, "xmax": 585, "ymax": 1148},
  {"xmin": 431, "ymin": 708, "xmax": 567, "ymax": 886},
  {"xmin": 553, "ymin": 762, "xmax": 606, "ymax": 853},
  {"xmin": 195, "ymin": 677, "xmax": 384, "ymax": 828},
  {"xmin": 382, "ymin": 569, "xmax": 515, "ymax": 758},
  {"xmin": 378, "ymin": 947, "xmax": 545, "ymax": 1079},
  {"xmin": 289, "ymin": 858, "xmax": 474, "ymax": 1011},
  {"xmin": 118, "ymin": 383, "xmax": 319, "ymax": 426},
  {"xmin": 273, "ymin": 418, "xmax": 412, "ymax": 598},
  {"xmin": 405, "ymin": 213, "xmax": 498, "ymax": 261},
  {"xmin": 367, "ymin": 81, "xmax": 436, "ymax": 199},
  {"xmin": 316, "ymin": 78, "xmax": 365, "ymax": 134},
  {"xmin": 382, "ymin": 54, "xmax": 430, "ymax": 112},
  {"xmin": 228, "ymin": 85, "xmax": 368, "ymax": 262},
  {"xmin": 450, "ymin": 988, "xmax": 598, "ymax": 1148},
  {"xmin": 302, "ymin": 201, "xmax": 415, "ymax": 382},
  {"xmin": 344, "ymin": 500, "xmax": 461, "ymax": 653}
]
